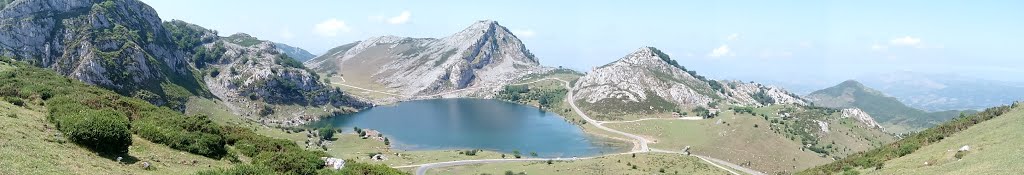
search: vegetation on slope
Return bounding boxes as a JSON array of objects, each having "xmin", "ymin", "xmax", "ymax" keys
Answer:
[
  {"xmin": 808, "ymin": 80, "xmax": 973, "ymax": 133},
  {"xmin": 798, "ymin": 103, "xmax": 1018, "ymax": 175},
  {"xmin": 0, "ymin": 59, "xmax": 403, "ymax": 174}
]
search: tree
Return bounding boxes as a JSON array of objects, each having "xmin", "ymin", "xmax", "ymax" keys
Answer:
[
  {"xmin": 318, "ymin": 127, "xmax": 335, "ymax": 140},
  {"xmin": 513, "ymin": 150, "xmax": 522, "ymax": 158},
  {"xmin": 384, "ymin": 137, "xmax": 390, "ymax": 145},
  {"xmin": 530, "ymin": 152, "xmax": 538, "ymax": 157}
]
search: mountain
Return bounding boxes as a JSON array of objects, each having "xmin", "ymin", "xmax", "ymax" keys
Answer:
[
  {"xmin": 0, "ymin": 0, "xmax": 208, "ymax": 109},
  {"xmin": 0, "ymin": 0, "xmax": 366, "ymax": 118},
  {"xmin": 806, "ymin": 80, "xmax": 968, "ymax": 133},
  {"xmin": 274, "ymin": 42, "xmax": 316, "ymax": 62},
  {"xmin": 306, "ymin": 20, "xmax": 544, "ymax": 98},
  {"xmin": 857, "ymin": 71, "xmax": 1024, "ymax": 112},
  {"xmin": 162, "ymin": 21, "xmax": 369, "ymax": 121},
  {"xmin": 571, "ymin": 47, "xmax": 806, "ymax": 119}
]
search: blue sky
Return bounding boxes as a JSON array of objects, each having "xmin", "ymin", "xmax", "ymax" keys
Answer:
[{"xmin": 141, "ymin": 0, "xmax": 1024, "ymax": 89}]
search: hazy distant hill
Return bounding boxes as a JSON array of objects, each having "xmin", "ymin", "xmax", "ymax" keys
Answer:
[{"xmin": 858, "ymin": 71, "xmax": 1024, "ymax": 112}]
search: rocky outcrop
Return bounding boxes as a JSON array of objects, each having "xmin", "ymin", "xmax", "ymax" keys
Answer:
[
  {"xmin": 841, "ymin": 108, "xmax": 883, "ymax": 129},
  {"xmin": 572, "ymin": 47, "xmax": 806, "ymax": 115},
  {"xmin": 205, "ymin": 33, "xmax": 366, "ymax": 108},
  {"xmin": 0, "ymin": 0, "xmax": 206, "ymax": 108},
  {"xmin": 0, "ymin": 0, "xmax": 367, "ymax": 114},
  {"xmin": 307, "ymin": 20, "xmax": 544, "ymax": 98}
]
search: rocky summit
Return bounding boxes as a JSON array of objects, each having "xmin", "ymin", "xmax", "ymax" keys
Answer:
[
  {"xmin": 572, "ymin": 47, "xmax": 806, "ymax": 117},
  {"xmin": 307, "ymin": 20, "xmax": 544, "ymax": 98}
]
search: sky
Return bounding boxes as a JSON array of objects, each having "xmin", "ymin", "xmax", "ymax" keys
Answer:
[{"xmin": 141, "ymin": 0, "xmax": 1024, "ymax": 90}]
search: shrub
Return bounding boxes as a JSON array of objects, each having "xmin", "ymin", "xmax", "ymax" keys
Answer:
[
  {"xmin": 51, "ymin": 108, "xmax": 132, "ymax": 153},
  {"xmin": 133, "ymin": 113, "xmax": 226, "ymax": 158},
  {"xmin": 253, "ymin": 150, "xmax": 325, "ymax": 175},
  {"xmin": 318, "ymin": 127, "xmax": 336, "ymax": 140},
  {"xmin": 4, "ymin": 96, "xmax": 24, "ymax": 106},
  {"xmin": 319, "ymin": 161, "xmax": 409, "ymax": 175},
  {"xmin": 195, "ymin": 164, "xmax": 275, "ymax": 175}
]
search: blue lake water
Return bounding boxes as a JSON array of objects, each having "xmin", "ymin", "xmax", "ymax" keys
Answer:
[{"xmin": 310, "ymin": 98, "xmax": 625, "ymax": 158}]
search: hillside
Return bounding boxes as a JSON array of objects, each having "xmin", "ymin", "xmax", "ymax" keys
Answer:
[
  {"xmin": 306, "ymin": 20, "xmax": 545, "ymax": 99},
  {"xmin": 798, "ymin": 103, "xmax": 1019, "ymax": 175},
  {"xmin": 0, "ymin": 56, "xmax": 403, "ymax": 175},
  {"xmin": 274, "ymin": 42, "xmax": 316, "ymax": 62},
  {"xmin": 572, "ymin": 47, "xmax": 806, "ymax": 120},
  {"xmin": 0, "ymin": 0, "xmax": 209, "ymax": 109},
  {"xmin": 858, "ymin": 71, "xmax": 1024, "ymax": 112},
  {"xmin": 164, "ymin": 19, "xmax": 370, "ymax": 123},
  {"xmin": 806, "ymin": 80, "xmax": 970, "ymax": 134},
  {"xmin": 868, "ymin": 104, "xmax": 1024, "ymax": 174},
  {"xmin": 606, "ymin": 104, "xmax": 895, "ymax": 174}
]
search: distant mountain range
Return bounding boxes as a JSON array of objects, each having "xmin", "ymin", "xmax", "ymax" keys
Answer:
[
  {"xmin": 856, "ymin": 71, "xmax": 1024, "ymax": 112},
  {"xmin": 806, "ymin": 80, "xmax": 971, "ymax": 134},
  {"xmin": 274, "ymin": 42, "xmax": 316, "ymax": 62}
]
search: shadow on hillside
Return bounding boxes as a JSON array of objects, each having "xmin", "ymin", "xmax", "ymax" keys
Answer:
[{"xmin": 98, "ymin": 153, "xmax": 140, "ymax": 164}]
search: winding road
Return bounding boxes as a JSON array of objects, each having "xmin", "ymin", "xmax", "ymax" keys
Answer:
[{"xmin": 334, "ymin": 77, "xmax": 763, "ymax": 175}]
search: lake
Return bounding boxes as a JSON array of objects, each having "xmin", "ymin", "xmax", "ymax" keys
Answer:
[{"xmin": 310, "ymin": 98, "xmax": 625, "ymax": 158}]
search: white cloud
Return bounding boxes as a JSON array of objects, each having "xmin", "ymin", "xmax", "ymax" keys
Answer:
[
  {"xmin": 511, "ymin": 29, "xmax": 536, "ymax": 38},
  {"xmin": 726, "ymin": 33, "xmax": 740, "ymax": 41},
  {"xmin": 280, "ymin": 29, "xmax": 295, "ymax": 39},
  {"xmin": 387, "ymin": 11, "xmax": 412, "ymax": 24},
  {"xmin": 313, "ymin": 19, "xmax": 351, "ymax": 37},
  {"xmin": 871, "ymin": 43, "xmax": 888, "ymax": 51},
  {"xmin": 708, "ymin": 45, "xmax": 733, "ymax": 57},
  {"xmin": 890, "ymin": 36, "xmax": 921, "ymax": 46}
]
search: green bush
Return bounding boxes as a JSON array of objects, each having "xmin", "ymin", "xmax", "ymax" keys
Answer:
[
  {"xmin": 253, "ymin": 150, "xmax": 325, "ymax": 175},
  {"xmin": 194, "ymin": 164, "xmax": 275, "ymax": 175},
  {"xmin": 51, "ymin": 108, "xmax": 132, "ymax": 153},
  {"xmin": 318, "ymin": 127, "xmax": 335, "ymax": 140},
  {"xmin": 133, "ymin": 112, "xmax": 226, "ymax": 158},
  {"xmin": 320, "ymin": 161, "xmax": 410, "ymax": 175},
  {"xmin": 3, "ymin": 96, "xmax": 24, "ymax": 106}
]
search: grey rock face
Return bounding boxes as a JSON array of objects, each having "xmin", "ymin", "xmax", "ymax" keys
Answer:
[
  {"xmin": 307, "ymin": 20, "xmax": 543, "ymax": 98},
  {"xmin": 0, "ymin": 0, "xmax": 202, "ymax": 107}
]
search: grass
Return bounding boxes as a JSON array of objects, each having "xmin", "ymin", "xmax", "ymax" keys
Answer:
[
  {"xmin": 604, "ymin": 105, "xmax": 895, "ymax": 174},
  {"xmin": 605, "ymin": 112, "xmax": 829, "ymax": 174},
  {"xmin": 0, "ymin": 101, "xmax": 231, "ymax": 174},
  {"xmin": 427, "ymin": 152, "xmax": 731, "ymax": 175},
  {"xmin": 860, "ymin": 106, "xmax": 1024, "ymax": 174}
]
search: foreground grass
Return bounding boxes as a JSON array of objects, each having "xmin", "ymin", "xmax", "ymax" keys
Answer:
[
  {"xmin": 863, "ymin": 106, "xmax": 1024, "ymax": 174},
  {"xmin": 428, "ymin": 152, "xmax": 731, "ymax": 175},
  {"xmin": 0, "ymin": 101, "xmax": 231, "ymax": 174}
]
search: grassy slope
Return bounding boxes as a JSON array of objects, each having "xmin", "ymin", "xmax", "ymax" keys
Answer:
[
  {"xmin": 428, "ymin": 152, "xmax": 731, "ymax": 175},
  {"xmin": 866, "ymin": 106, "xmax": 1024, "ymax": 174},
  {"xmin": 0, "ymin": 101, "xmax": 230, "ymax": 174},
  {"xmin": 605, "ymin": 105, "xmax": 894, "ymax": 174},
  {"xmin": 607, "ymin": 112, "xmax": 829, "ymax": 174}
]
